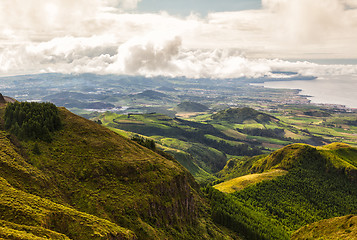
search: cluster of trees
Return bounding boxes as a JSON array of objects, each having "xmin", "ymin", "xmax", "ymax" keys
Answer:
[
  {"xmin": 238, "ymin": 128, "xmax": 285, "ymax": 139},
  {"xmin": 204, "ymin": 165, "xmax": 357, "ymax": 239},
  {"xmin": 211, "ymin": 107, "xmax": 276, "ymax": 124},
  {"xmin": 4, "ymin": 102, "xmax": 61, "ymax": 142},
  {"xmin": 234, "ymin": 167, "xmax": 357, "ymax": 232},
  {"xmin": 131, "ymin": 135, "xmax": 156, "ymax": 151},
  {"xmin": 118, "ymin": 117, "xmax": 263, "ymax": 158},
  {"xmin": 346, "ymin": 120, "xmax": 357, "ymax": 127},
  {"xmin": 203, "ymin": 186, "xmax": 289, "ymax": 240},
  {"xmin": 203, "ymin": 145, "xmax": 357, "ymax": 239},
  {"xmin": 165, "ymin": 118, "xmax": 263, "ymax": 156},
  {"xmin": 130, "ymin": 135, "xmax": 175, "ymax": 161},
  {"xmin": 202, "ymin": 138, "xmax": 263, "ymax": 157}
]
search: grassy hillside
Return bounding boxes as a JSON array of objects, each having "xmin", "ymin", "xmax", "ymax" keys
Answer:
[
  {"xmin": 190, "ymin": 107, "xmax": 357, "ymax": 149},
  {"xmin": 250, "ymin": 143, "xmax": 357, "ymax": 182},
  {"xmin": 214, "ymin": 169, "xmax": 288, "ymax": 193},
  {"xmin": 208, "ymin": 143, "xmax": 357, "ymax": 239},
  {"xmin": 96, "ymin": 112, "xmax": 263, "ymax": 183},
  {"xmin": 0, "ymin": 174, "xmax": 134, "ymax": 240},
  {"xmin": 0, "ymin": 104, "xmax": 233, "ymax": 240},
  {"xmin": 211, "ymin": 107, "xmax": 278, "ymax": 124},
  {"xmin": 215, "ymin": 155, "xmax": 266, "ymax": 182},
  {"xmin": 95, "ymin": 107, "xmax": 357, "ymax": 185},
  {"xmin": 291, "ymin": 215, "xmax": 357, "ymax": 240}
]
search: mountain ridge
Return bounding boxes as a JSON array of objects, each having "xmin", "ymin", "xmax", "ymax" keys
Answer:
[{"xmin": 0, "ymin": 104, "xmax": 233, "ymax": 240}]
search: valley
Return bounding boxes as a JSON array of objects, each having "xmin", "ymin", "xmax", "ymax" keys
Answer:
[
  {"xmin": 0, "ymin": 72, "xmax": 356, "ymax": 239},
  {"xmin": 94, "ymin": 106, "xmax": 357, "ymax": 184},
  {"xmin": 2, "ymin": 1, "xmax": 357, "ymax": 239}
]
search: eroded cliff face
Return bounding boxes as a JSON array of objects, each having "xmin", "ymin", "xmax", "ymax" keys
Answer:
[{"xmin": 146, "ymin": 174, "xmax": 199, "ymax": 226}]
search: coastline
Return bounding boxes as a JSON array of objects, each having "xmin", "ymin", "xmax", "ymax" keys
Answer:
[{"xmin": 251, "ymin": 76, "xmax": 357, "ymax": 109}]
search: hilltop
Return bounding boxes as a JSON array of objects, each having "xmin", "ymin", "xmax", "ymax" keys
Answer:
[
  {"xmin": 291, "ymin": 215, "xmax": 357, "ymax": 240},
  {"xmin": 0, "ymin": 93, "xmax": 16, "ymax": 104},
  {"xmin": 176, "ymin": 102, "xmax": 209, "ymax": 112},
  {"xmin": 132, "ymin": 90, "xmax": 169, "ymax": 100},
  {"xmin": 215, "ymin": 143, "xmax": 357, "ymax": 193},
  {"xmin": 251, "ymin": 142, "xmax": 357, "ymax": 181},
  {"xmin": 211, "ymin": 107, "xmax": 278, "ymax": 124},
  {"xmin": 0, "ymin": 103, "xmax": 233, "ymax": 240},
  {"xmin": 207, "ymin": 143, "xmax": 357, "ymax": 240}
]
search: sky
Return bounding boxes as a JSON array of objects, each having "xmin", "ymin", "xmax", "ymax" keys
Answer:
[
  {"xmin": 137, "ymin": 0, "xmax": 262, "ymax": 16},
  {"xmin": 0, "ymin": 0, "xmax": 357, "ymax": 78}
]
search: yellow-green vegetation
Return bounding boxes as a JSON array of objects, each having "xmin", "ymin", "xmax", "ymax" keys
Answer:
[
  {"xmin": 0, "ymin": 219, "xmax": 70, "ymax": 240},
  {"xmin": 291, "ymin": 215, "xmax": 357, "ymax": 240},
  {"xmin": 96, "ymin": 107, "xmax": 357, "ymax": 187},
  {"xmin": 214, "ymin": 169, "xmax": 288, "ymax": 193},
  {"xmin": 208, "ymin": 143, "xmax": 357, "ymax": 240},
  {"xmin": 0, "ymin": 176, "xmax": 134, "ymax": 240},
  {"xmin": 97, "ymin": 111, "xmax": 264, "ymax": 183},
  {"xmin": 215, "ymin": 155, "xmax": 266, "ymax": 182},
  {"xmin": 251, "ymin": 143, "xmax": 357, "ymax": 182},
  {"xmin": 251, "ymin": 143, "xmax": 315, "ymax": 172},
  {"xmin": 160, "ymin": 137, "xmax": 226, "ymax": 179},
  {"xmin": 0, "ymin": 104, "xmax": 233, "ymax": 240},
  {"xmin": 200, "ymin": 107, "xmax": 357, "ymax": 149},
  {"xmin": 318, "ymin": 143, "xmax": 357, "ymax": 178}
]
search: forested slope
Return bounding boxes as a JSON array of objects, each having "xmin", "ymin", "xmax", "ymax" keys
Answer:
[{"xmin": 208, "ymin": 143, "xmax": 357, "ymax": 240}]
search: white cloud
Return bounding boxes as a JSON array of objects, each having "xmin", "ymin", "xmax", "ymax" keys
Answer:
[
  {"xmin": 262, "ymin": 0, "xmax": 357, "ymax": 45},
  {"xmin": 0, "ymin": 0, "xmax": 356, "ymax": 78},
  {"xmin": 108, "ymin": 35, "xmax": 181, "ymax": 75}
]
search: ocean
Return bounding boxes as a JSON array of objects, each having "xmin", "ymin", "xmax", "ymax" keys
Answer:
[{"xmin": 253, "ymin": 75, "xmax": 357, "ymax": 109}]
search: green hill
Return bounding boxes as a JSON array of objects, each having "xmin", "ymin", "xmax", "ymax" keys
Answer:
[
  {"xmin": 176, "ymin": 102, "xmax": 209, "ymax": 112},
  {"xmin": 251, "ymin": 142, "xmax": 357, "ymax": 181},
  {"xmin": 207, "ymin": 143, "xmax": 357, "ymax": 240},
  {"xmin": 0, "ymin": 104, "xmax": 232, "ymax": 240},
  {"xmin": 132, "ymin": 90, "xmax": 168, "ymax": 100},
  {"xmin": 211, "ymin": 107, "xmax": 278, "ymax": 124},
  {"xmin": 214, "ymin": 169, "xmax": 288, "ymax": 193},
  {"xmin": 291, "ymin": 215, "xmax": 357, "ymax": 240}
]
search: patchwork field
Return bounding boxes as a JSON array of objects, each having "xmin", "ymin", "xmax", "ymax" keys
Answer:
[{"xmin": 95, "ymin": 106, "xmax": 357, "ymax": 184}]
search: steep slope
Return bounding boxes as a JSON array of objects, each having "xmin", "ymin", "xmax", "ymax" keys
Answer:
[
  {"xmin": 251, "ymin": 142, "xmax": 357, "ymax": 181},
  {"xmin": 208, "ymin": 143, "xmax": 357, "ymax": 240},
  {"xmin": 235, "ymin": 143, "xmax": 357, "ymax": 231},
  {"xmin": 0, "ymin": 175, "xmax": 134, "ymax": 240},
  {"xmin": 0, "ymin": 129, "xmax": 134, "ymax": 239},
  {"xmin": 0, "ymin": 105, "xmax": 233, "ymax": 240},
  {"xmin": 291, "ymin": 215, "xmax": 357, "ymax": 240},
  {"xmin": 0, "ymin": 93, "xmax": 5, "ymax": 104}
]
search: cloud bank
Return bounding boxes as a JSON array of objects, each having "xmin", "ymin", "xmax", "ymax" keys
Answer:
[{"xmin": 0, "ymin": 0, "xmax": 356, "ymax": 78}]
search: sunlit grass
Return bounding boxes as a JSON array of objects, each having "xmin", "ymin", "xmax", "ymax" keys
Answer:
[{"xmin": 214, "ymin": 169, "xmax": 288, "ymax": 193}]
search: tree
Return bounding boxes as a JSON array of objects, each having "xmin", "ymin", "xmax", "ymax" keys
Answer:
[{"xmin": 32, "ymin": 143, "xmax": 41, "ymax": 155}]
